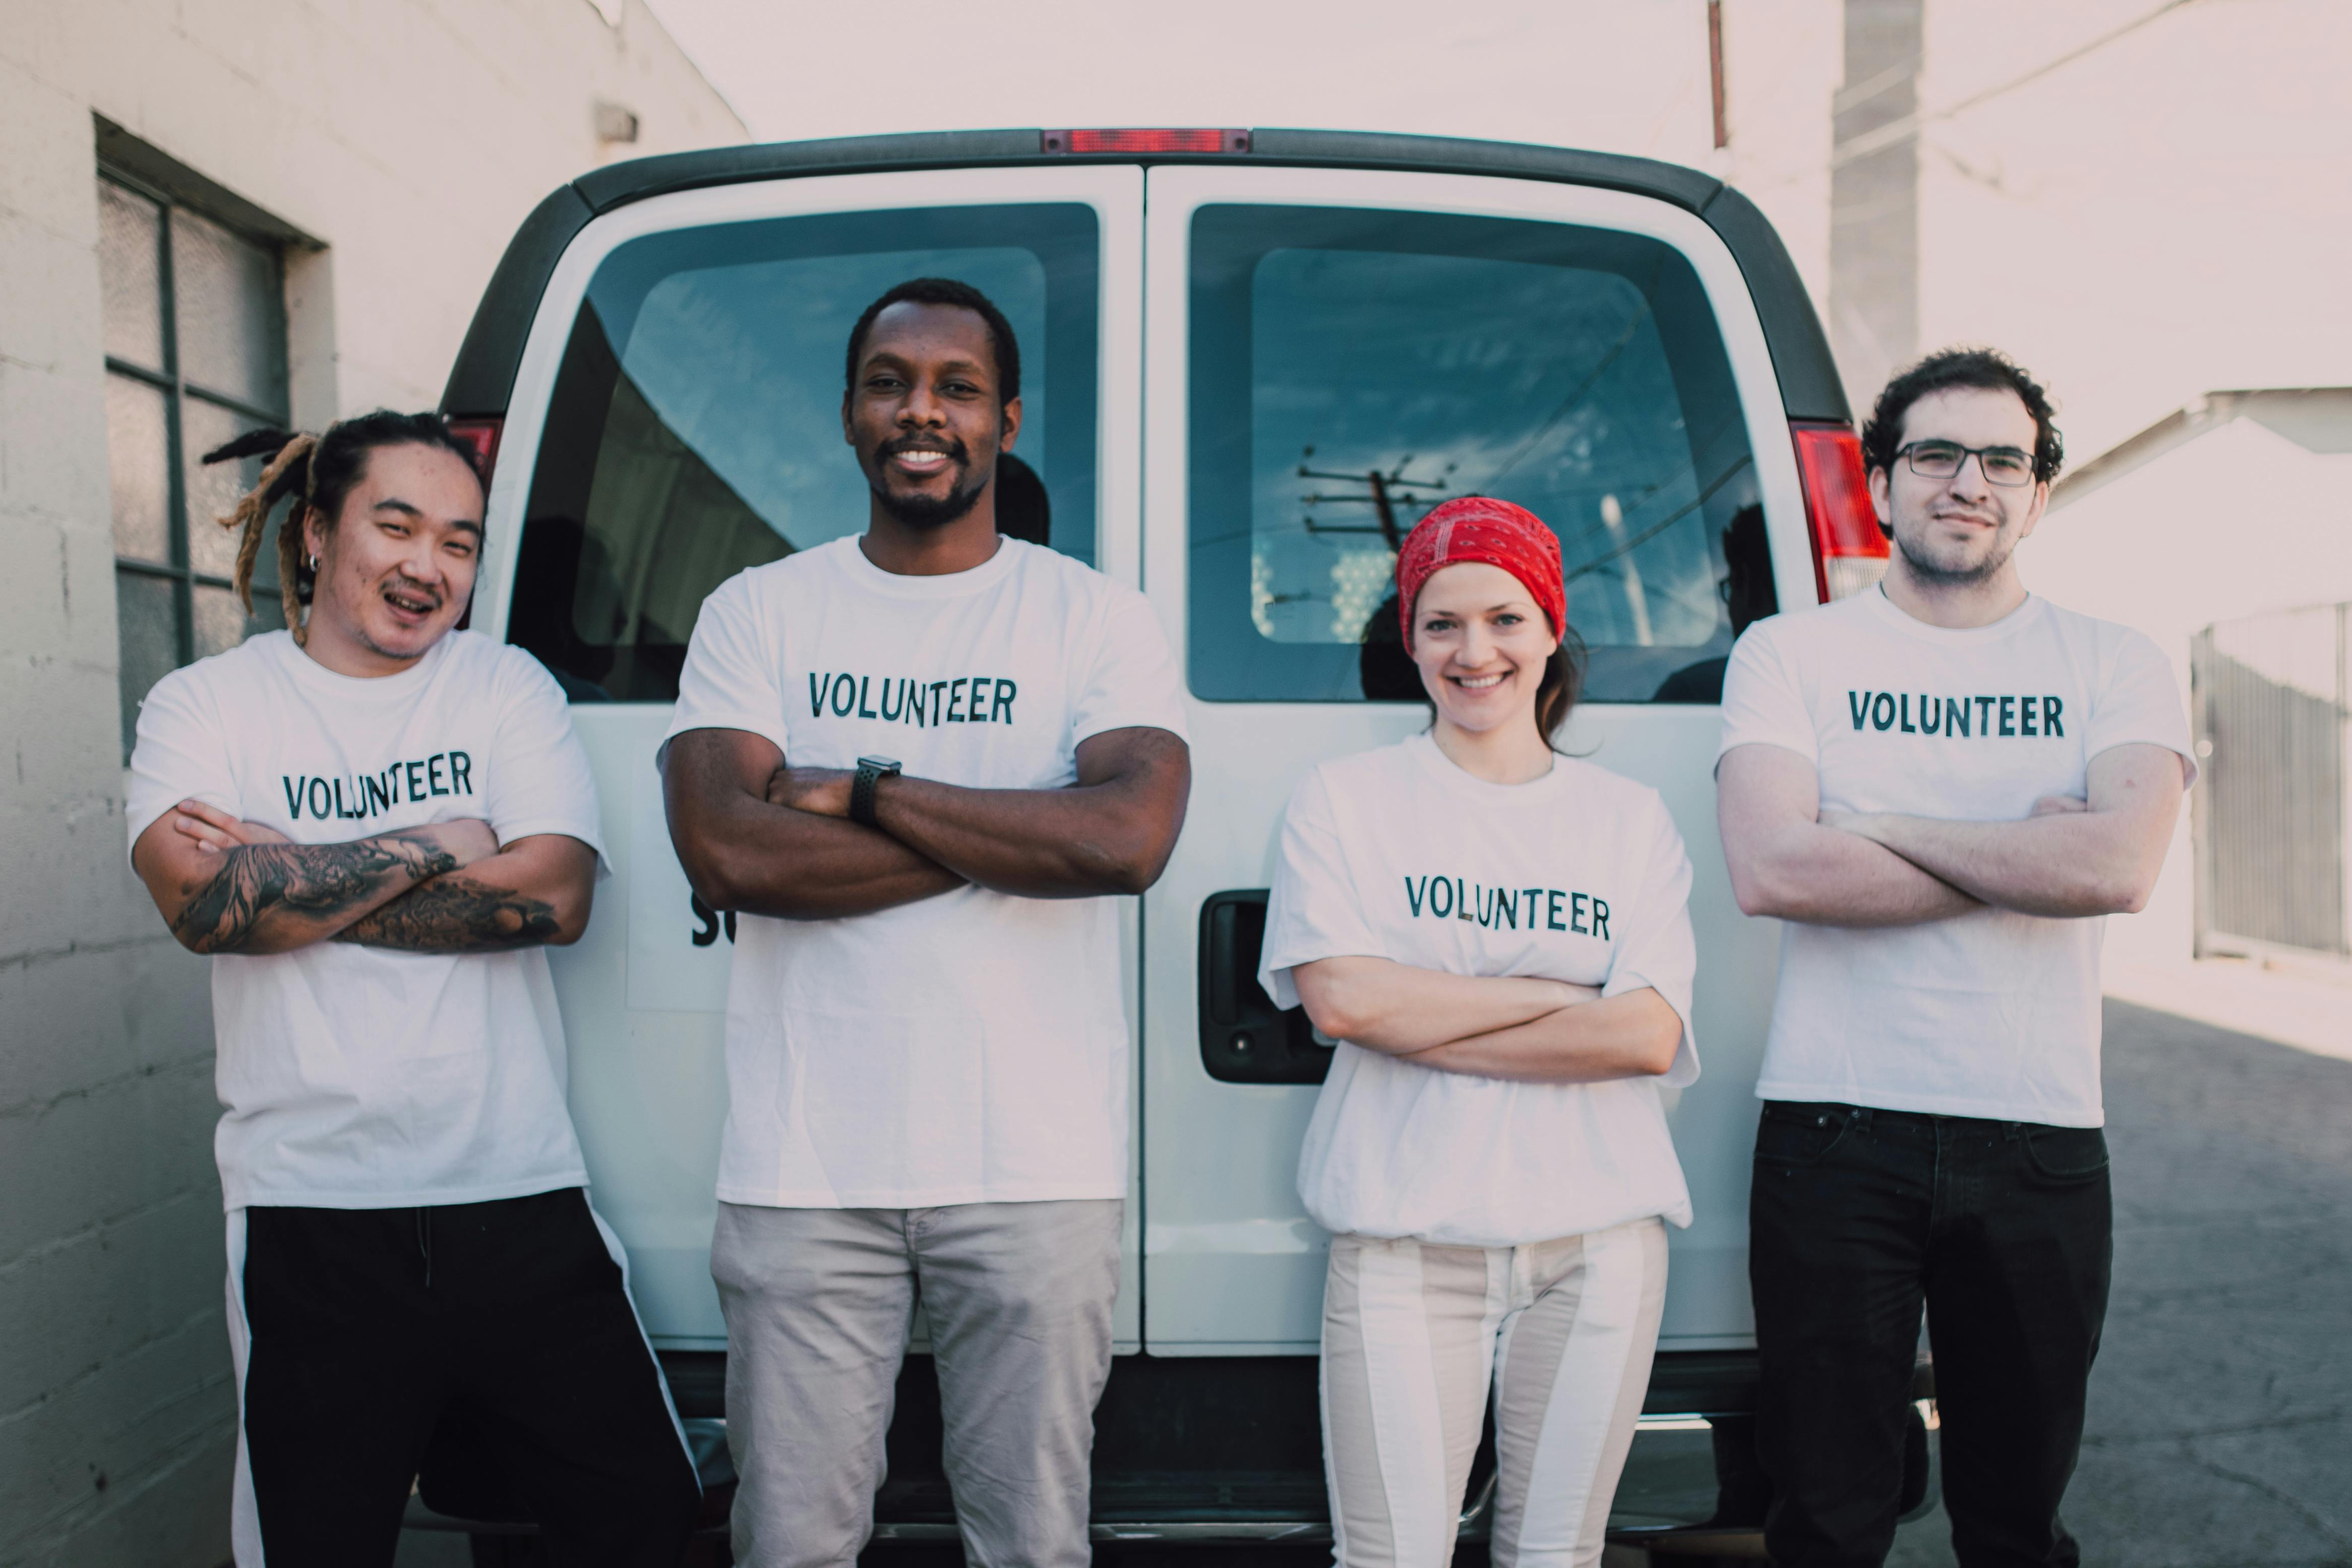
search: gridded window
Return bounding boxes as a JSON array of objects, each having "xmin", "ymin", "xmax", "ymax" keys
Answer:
[{"xmin": 99, "ymin": 171, "xmax": 290, "ymax": 756}]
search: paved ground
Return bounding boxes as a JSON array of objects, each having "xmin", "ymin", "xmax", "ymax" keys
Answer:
[
  {"xmin": 396, "ymin": 996, "xmax": 2351, "ymax": 1568},
  {"xmin": 1886, "ymin": 998, "xmax": 2352, "ymax": 1568}
]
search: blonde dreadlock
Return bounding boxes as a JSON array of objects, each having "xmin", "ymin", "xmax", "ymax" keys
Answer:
[{"xmin": 201, "ymin": 411, "xmax": 486, "ymax": 649}]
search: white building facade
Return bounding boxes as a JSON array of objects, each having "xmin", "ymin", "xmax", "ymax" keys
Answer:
[{"xmin": 0, "ymin": 3, "xmax": 741, "ymax": 1560}]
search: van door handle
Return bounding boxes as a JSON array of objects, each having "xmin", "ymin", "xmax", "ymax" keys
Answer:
[
  {"xmin": 1196, "ymin": 890, "xmax": 1333, "ymax": 1085},
  {"xmin": 1205, "ymin": 900, "xmax": 1242, "ymax": 1024}
]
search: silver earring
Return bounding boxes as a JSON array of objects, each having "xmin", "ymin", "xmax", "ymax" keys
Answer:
[{"xmin": 308, "ymin": 555, "xmax": 319, "ymax": 570}]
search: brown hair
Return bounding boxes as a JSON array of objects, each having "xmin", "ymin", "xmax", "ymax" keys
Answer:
[
  {"xmin": 1534, "ymin": 628, "xmax": 1587, "ymax": 745},
  {"xmin": 203, "ymin": 411, "xmax": 484, "ymax": 645}
]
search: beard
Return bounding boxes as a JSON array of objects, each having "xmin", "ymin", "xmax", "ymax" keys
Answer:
[
  {"xmin": 866, "ymin": 435, "xmax": 990, "ymax": 530},
  {"xmin": 1894, "ymin": 514, "xmax": 2019, "ymax": 586}
]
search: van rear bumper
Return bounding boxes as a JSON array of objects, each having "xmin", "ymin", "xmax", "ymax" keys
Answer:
[{"xmin": 409, "ymin": 1349, "xmax": 1937, "ymax": 1546}]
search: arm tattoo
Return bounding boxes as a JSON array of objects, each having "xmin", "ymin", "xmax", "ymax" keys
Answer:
[
  {"xmin": 170, "ymin": 833, "xmax": 458, "ymax": 953},
  {"xmin": 333, "ymin": 875, "xmax": 563, "ymax": 953}
]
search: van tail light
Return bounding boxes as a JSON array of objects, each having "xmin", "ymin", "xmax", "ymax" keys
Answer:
[
  {"xmin": 447, "ymin": 416, "xmax": 504, "ymax": 489},
  {"xmin": 1790, "ymin": 421, "xmax": 1888, "ymax": 603},
  {"xmin": 1042, "ymin": 128, "xmax": 1251, "ymax": 154}
]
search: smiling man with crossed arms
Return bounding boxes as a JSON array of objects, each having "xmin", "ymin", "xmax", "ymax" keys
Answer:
[
  {"xmin": 128, "ymin": 413, "xmax": 696, "ymax": 1566},
  {"xmin": 1715, "ymin": 349, "xmax": 2194, "ymax": 1568},
  {"xmin": 660, "ymin": 279, "xmax": 1190, "ymax": 1568}
]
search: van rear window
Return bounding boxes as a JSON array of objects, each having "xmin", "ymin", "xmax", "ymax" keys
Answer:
[
  {"xmin": 510, "ymin": 203, "xmax": 1100, "ymax": 702},
  {"xmin": 1186, "ymin": 205, "xmax": 1766, "ymax": 704}
]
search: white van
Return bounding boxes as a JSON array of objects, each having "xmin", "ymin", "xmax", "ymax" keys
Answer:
[{"xmin": 428, "ymin": 127, "xmax": 1921, "ymax": 1555}]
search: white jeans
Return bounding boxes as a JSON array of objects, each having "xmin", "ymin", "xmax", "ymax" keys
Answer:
[{"xmin": 1320, "ymin": 1217, "xmax": 1669, "ymax": 1568}]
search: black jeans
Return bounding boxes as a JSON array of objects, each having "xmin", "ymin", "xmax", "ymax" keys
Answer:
[
  {"xmin": 241, "ymin": 1188, "xmax": 701, "ymax": 1567},
  {"xmin": 1749, "ymin": 1102, "xmax": 2112, "ymax": 1568}
]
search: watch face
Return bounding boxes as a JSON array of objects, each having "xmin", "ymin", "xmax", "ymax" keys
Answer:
[{"xmin": 858, "ymin": 756, "xmax": 901, "ymax": 772}]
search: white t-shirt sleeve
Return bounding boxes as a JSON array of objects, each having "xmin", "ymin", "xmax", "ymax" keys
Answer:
[
  {"xmin": 1716, "ymin": 619, "xmax": 1816, "ymax": 769},
  {"xmin": 1602, "ymin": 796, "xmax": 1701, "ymax": 1089},
  {"xmin": 486, "ymin": 653, "xmax": 610, "ymax": 872},
  {"xmin": 1258, "ymin": 767, "xmax": 1381, "ymax": 1011},
  {"xmin": 125, "ymin": 667, "xmax": 234, "ymax": 867},
  {"xmin": 1070, "ymin": 586, "xmax": 1189, "ymax": 748},
  {"xmin": 661, "ymin": 570, "xmax": 790, "ymax": 765},
  {"xmin": 2088, "ymin": 628, "xmax": 2198, "ymax": 789}
]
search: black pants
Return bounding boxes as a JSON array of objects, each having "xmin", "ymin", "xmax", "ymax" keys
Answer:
[
  {"xmin": 239, "ymin": 1188, "xmax": 700, "ymax": 1567},
  {"xmin": 1749, "ymin": 1102, "xmax": 2112, "ymax": 1568}
]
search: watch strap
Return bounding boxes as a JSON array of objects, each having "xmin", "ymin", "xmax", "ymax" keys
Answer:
[{"xmin": 850, "ymin": 757, "xmax": 899, "ymax": 829}]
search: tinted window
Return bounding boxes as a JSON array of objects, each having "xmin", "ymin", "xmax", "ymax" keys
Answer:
[
  {"xmin": 512, "ymin": 203, "xmax": 1100, "ymax": 702},
  {"xmin": 1187, "ymin": 205, "xmax": 1767, "ymax": 704}
]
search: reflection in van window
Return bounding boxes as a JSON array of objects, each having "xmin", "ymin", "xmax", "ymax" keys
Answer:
[
  {"xmin": 510, "ymin": 204, "xmax": 1100, "ymax": 702},
  {"xmin": 1188, "ymin": 205, "xmax": 1766, "ymax": 704}
]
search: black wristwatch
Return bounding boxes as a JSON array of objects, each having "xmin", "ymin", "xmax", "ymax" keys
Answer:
[{"xmin": 850, "ymin": 756, "xmax": 902, "ymax": 828}]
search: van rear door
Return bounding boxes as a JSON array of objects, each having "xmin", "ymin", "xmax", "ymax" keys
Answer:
[
  {"xmin": 1136, "ymin": 163, "xmax": 1821, "ymax": 1355},
  {"xmin": 474, "ymin": 165, "xmax": 1147, "ymax": 1350}
]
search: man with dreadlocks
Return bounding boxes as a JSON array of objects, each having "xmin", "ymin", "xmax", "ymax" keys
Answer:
[{"xmin": 126, "ymin": 412, "xmax": 700, "ymax": 1567}]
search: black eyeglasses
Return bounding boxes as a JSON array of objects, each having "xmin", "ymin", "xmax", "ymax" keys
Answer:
[{"xmin": 1897, "ymin": 441, "xmax": 2037, "ymax": 487}]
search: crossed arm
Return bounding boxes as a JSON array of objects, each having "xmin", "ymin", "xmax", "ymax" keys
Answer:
[
  {"xmin": 1288, "ymin": 957, "xmax": 1682, "ymax": 1084},
  {"xmin": 1716, "ymin": 741, "xmax": 2185, "ymax": 926},
  {"xmin": 660, "ymin": 723, "xmax": 1191, "ymax": 921},
  {"xmin": 133, "ymin": 801, "xmax": 595, "ymax": 955}
]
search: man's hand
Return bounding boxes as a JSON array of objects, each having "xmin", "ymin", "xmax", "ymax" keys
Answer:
[
  {"xmin": 167, "ymin": 800, "xmax": 503, "ymax": 862},
  {"xmin": 334, "ymin": 833, "xmax": 596, "ymax": 952},
  {"xmin": 1717, "ymin": 744, "xmax": 1982, "ymax": 927},
  {"xmin": 667, "ymin": 730, "xmax": 964, "ymax": 920},
  {"xmin": 868, "ymin": 727, "xmax": 1190, "ymax": 899},
  {"xmin": 1822, "ymin": 745, "xmax": 2182, "ymax": 918},
  {"xmin": 170, "ymin": 799, "xmax": 292, "ymax": 852},
  {"xmin": 133, "ymin": 810, "xmax": 501, "ymax": 956},
  {"xmin": 765, "ymin": 766, "xmax": 854, "ymax": 819}
]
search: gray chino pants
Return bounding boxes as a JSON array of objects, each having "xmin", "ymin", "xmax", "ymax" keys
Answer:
[{"xmin": 711, "ymin": 1198, "xmax": 1123, "ymax": 1568}]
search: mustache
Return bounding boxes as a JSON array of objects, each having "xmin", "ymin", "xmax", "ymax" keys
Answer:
[{"xmin": 382, "ymin": 574, "xmax": 444, "ymax": 608}]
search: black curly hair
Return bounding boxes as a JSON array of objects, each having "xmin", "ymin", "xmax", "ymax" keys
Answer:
[{"xmin": 1860, "ymin": 347, "xmax": 2065, "ymax": 486}]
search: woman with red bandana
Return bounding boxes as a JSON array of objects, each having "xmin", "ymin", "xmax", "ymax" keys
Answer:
[{"xmin": 1258, "ymin": 497, "xmax": 1701, "ymax": 1568}]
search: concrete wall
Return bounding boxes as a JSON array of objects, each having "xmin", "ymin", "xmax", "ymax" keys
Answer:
[{"xmin": 0, "ymin": 2, "xmax": 741, "ymax": 1561}]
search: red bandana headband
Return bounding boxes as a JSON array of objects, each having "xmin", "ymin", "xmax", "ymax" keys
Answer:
[{"xmin": 1395, "ymin": 497, "xmax": 1566, "ymax": 648}]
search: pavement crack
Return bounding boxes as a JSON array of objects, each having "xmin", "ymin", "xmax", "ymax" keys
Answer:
[{"xmin": 2190, "ymin": 1437, "xmax": 2352, "ymax": 1559}]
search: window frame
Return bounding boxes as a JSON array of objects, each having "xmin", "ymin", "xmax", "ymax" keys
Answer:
[
  {"xmin": 1140, "ymin": 163, "xmax": 1825, "ymax": 711},
  {"xmin": 508, "ymin": 199, "xmax": 1107, "ymax": 702},
  {"xmin": 1182, "ymin": 200, "xmax": 1760, "ymax": 701},
  {"xmin": 101, "ymin": 165, "xmax": 290, "ymax": 741},
  {"xmin": 469, "ymin": 165, "xmax": 1147, "ymax": 658}
]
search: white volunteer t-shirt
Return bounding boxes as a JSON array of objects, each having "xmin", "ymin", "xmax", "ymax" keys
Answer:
[
  {"xmin": 126, "ymin": 630, "xmax": 606, "ymax": 1210},
  {"xmin": 1257, "ymin": 735, "xmax": 1700, "ymax": 1247},
  {"xmin": 660, "ymin": 536, "xmax": 1188, "ymax": 1209},
  {"xmin": 1717, "ymin": 588, "xmax": 2195, "ymax": 1126}
]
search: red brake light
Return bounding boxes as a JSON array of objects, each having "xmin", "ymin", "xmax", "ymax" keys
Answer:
[
  {"xmin": 1042, "ymin": 128, "xmax": 1250, "ymax": 155},
  {"xmin": 446, "ymin": 416, "xmax": 504, "ymax": 489},
  {"xmin": 1790, "ymin": 421, "xmax": 1888, "ymax": 603}
]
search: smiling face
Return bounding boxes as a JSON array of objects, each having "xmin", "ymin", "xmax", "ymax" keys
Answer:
[
  {"xmin": 1409, "ymin": 561, "xmax": 1561, "ymax": 739},
  {"xmin": 300, "ymin": 441, "xmax": 483, "ymax": 671},
  {"xmin": 843, "ymin": 300, "xmax": 1022, "ymax": 531},
  {"xmin": 1872, "ymin": 384, "xmax": 2049, "ymax": 586}
]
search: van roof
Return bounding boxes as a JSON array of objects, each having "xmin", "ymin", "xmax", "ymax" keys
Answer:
[{"xmin": 443, "ymin": 127, "xmax": 1846, "ymax": 425}]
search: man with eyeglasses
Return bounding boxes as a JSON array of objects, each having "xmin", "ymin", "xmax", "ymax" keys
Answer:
[{"xmin": 1714, "ymin": 348, "xmax": 2195, "ymax": 1566}]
